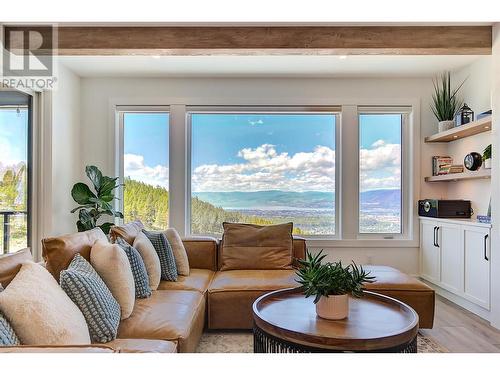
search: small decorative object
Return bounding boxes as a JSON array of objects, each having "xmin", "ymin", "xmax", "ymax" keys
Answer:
[
  {"xmin": 70, "ymin": 165, "xmax": 123, "ymax": 234},
  {"xmin": 482, "ymin": 144, "xmax": 492, "ymax": 169},
  {"xmin": 464, "ymin": 152, "xmax": 483, "ymax": 171},
  {"xmin": 432, "ymin": 156, "xmax": 453, "ymax": 175},
  {"xmin": 430, "ymin": 72, "xmax": 465, "ymax": 133},
  {"xmin": 295, "ymin": 250, "xmax": 375, "ymax": 320},
  {"xmin": 456, "ymin": 103, "xmax": 474, "ymax": 126},
  {"xmin": 477, "ymin": 110, "xmax": 492, "ymax": 120},
  {"xmin": 477, "ymin": 215, "xmax": 491, "ymax": 224}
]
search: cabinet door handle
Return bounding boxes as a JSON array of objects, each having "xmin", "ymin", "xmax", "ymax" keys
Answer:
[
  {"xmin": 435, "ymin": 227, "xmax": 440, "ymax": 247},
  {"xmin": 484, "ymin": 234, "xmax": 489, "ymax": 261},
  {"xmin": 433, "ymin": 226, "xmax": 437, "ymax": 247}
]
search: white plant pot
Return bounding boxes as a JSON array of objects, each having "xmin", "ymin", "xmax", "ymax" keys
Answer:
[
  {"xmin": 315, "ymin": 294, "xmax": 349, "ymax": 320},
  {"xmin": 438, "ymin": 120, "xmax": 455, "ymax": 133},
  {"xmin": 484, "ymin": 159, "xmax": 492, "ymax": 169}
]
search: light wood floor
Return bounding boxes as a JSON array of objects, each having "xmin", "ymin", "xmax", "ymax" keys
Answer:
[{"xmin": 420, "ymin": 295, "xmax": 500, "ymax": 352}]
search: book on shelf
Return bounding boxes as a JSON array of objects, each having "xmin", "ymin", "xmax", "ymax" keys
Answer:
[{"xmin": 432, "ymin": 156, "xmax": 453, "ymax": 175}]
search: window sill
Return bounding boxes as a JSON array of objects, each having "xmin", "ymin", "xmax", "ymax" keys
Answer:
[{"xmin": 304, "ymin": 238, "xmax": 419, "ymax": 248}]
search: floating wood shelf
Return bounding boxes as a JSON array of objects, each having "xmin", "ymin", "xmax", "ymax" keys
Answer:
[
  {"xmin": 425, "ymin": 169, "xmax": 491, "ymax": 182},
  {"xmin": 425, "ymin": 116, "xmax": 492, "ymax": 143}
]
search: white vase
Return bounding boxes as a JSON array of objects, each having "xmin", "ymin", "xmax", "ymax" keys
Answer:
[
  {"xmin": 315, "ymin": 294, "xmax": 349, "ymax": 320},
  {"xmin": 438, "ymin": 120, "xmax": 455, "ymax": 133},
  {"xmin": 484, "ymin": 159, "xmax": 492, "ymax": 169}
]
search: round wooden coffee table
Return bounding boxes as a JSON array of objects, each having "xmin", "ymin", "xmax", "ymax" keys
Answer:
[{"xmin": 253, "ymin": 288, "xmax": 419, "ymax": 353}]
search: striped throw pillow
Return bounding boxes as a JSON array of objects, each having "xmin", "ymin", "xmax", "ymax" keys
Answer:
[
  {"xmin": 60, "ymin": 254, "xmax": 120, "ymax": 343},
  {"xmin": 142, "ymin": 230, "xmax": 178, "ymax": 281},
  {"xmin": 116, "ymin": 237, "xmax": 152, "ymax": 298},
  {"xmin": 1, "ymin": 282, "xmax": 20, "ymax": 346}
]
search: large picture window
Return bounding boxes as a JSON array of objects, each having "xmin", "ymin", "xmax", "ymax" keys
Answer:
[
  {"xmin": 359, "ymin": 112, "xmax": 404, "ymax": 234},
  {"xmin": 189, "ymin": 110, "xmax": 337, "ymax": 236},
  {"xmin": 121, "ymin": 111, "xmax": 170, "ymax": 230}
]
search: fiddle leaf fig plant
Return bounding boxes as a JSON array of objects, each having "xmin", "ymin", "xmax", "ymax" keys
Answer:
[
  {"xmin": 70, "ymin": 165, "xmax": 123, "ymax": 234},
  {"xmin": 295, "ymin": 250, "xmax": 375, "ymax": 304}
]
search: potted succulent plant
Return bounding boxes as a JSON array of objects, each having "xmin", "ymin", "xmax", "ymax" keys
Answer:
[
  {"xmin": 483, "ymin": 144, "xmax": 492, "ymax": 169},
  {"xmin": 295, "ymin": 250, "xmax": 375, "ymax": 320},
  {"xmin": 431, "ymin": 72, "xmax": 465, "ymax": 133}
]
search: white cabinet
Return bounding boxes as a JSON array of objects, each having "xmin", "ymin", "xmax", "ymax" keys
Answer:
[
  {"xmin": 464, "ymin": 226, "xmax": 491, "ymax": 309},
  {"xmin": 439, "ymin": 223, "xmax": 463, "ymax": 294},
  {"xmin": 419, "ymin": 218, "xmax": 491, "ymax": 312},
  {"xmin": 420, "ymin": 220, "xmax": 441, "ymax": 283}
]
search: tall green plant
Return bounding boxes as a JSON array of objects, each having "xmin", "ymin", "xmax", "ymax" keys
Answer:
[
  {"xmin": 70, "ymin": 165, "xmax": 123, "ymax": 234},
  {"xmin": 295, "ymin": 250, "xmax": 375, "ymax": 303},
  {"xmin": 430, "ymin": 72, "xmax": 465, "ymax": 122}
]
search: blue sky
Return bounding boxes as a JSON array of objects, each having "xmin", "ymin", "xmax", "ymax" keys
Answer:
[
  {"xmin": 191, "ymin": 114, "xmax": 335, "ymax": 168},
  {"xmin": 0, "ymin": 108, "xmax": 28, "ymax": 167}
]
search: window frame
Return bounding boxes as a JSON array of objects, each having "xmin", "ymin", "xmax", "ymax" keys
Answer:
[
  {"xmin": 116, "ymin": 105, "xmax": 171, "ymax": 226},
  {"xmin": 186, "ymin": 106, "xmax": 341, "ymax": 239},
  {"xmin": 356, "ymin": 106, "xmax": 413, "ymax": 241}
]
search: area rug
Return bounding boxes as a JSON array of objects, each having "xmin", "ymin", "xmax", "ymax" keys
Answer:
[{"xmin": 196, "ymin": 331, "xmax": 447, "ymax": 353}]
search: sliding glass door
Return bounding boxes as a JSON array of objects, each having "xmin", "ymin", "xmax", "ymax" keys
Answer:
[{"xmin": 0, "ymin": 91, "xmax": 32, "ymax": 254}]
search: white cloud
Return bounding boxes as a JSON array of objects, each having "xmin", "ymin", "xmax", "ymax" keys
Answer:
[
  {"xmin": 125, "ymin": 140, "xmax": 401, "ymax": 193},
  {"xmin": 124, "ymin": 153, "xmax": 169, "ymax": 188},
  {"xmin": 193, "ymin": 144, "xmax": 335, "ymax": 192},
  {"xmin": 248, "ymin": 119, "xmax": 264, "ymax": 126}
]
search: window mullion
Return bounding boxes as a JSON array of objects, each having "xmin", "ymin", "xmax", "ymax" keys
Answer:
[{"xmin": 340, "ymin": 105, "xmax": 359, "ymax": 240}]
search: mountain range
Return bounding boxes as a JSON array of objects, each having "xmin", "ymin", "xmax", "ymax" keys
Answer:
[{"xmin": 192, "ymin": 189, "xmax": 400, "ymax": 210}]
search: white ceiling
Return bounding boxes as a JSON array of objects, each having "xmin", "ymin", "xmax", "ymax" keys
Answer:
[{"xmin": 58, "ymin": 55, "xmax": 483, "ymax": 78}]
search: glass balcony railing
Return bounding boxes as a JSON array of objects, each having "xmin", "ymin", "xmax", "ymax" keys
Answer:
[{"xmin": 0, "ymin": 210, "xmax": 28, "ymax": 254}]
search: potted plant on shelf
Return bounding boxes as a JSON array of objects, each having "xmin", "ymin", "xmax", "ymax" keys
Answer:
[
  {"xmin": 295, "ymin": 250, "xmax": 375, "ymax": 320},
  {"xmin": 483, "ymin": 144, "xmax": 492, "ymax": 169},
  {"xmin": 431, "ymin": 71, "xmax": 466, "ymax": 133},
  {"xmin": 70, "ymin": 165, "xmax": 123, "ymax": 234}
]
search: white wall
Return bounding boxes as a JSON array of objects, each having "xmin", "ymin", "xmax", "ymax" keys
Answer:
[
  {"xmin": 76, "ymin": 76, "xmax": 448, "ymax": 274},
  {"xmin": 447, "ymin": 57, "xmax": 493, "ymax": 217},
  {"xmin": 50, "ymin": 63, "xmax": 81, "ymax": 235}
]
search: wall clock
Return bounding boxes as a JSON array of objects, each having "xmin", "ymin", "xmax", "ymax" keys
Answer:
[{"xmin": 464, "ymin": 152, "xmax": 482, "ymax": 171}]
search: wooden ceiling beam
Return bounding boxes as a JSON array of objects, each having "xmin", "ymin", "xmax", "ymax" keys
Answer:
[{"xmin": 4, "ymin": 26, "xmax": 492, "ymax": 55}]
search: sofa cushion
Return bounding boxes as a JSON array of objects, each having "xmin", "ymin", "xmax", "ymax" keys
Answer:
[
  {"xmin": 220, "ymin": 222, "xmax": 293, "ymax": 271},
  {"xmin": 361, "ymin": 265, "xmax": 435, "ymax": 329},
  {"xmin": 90, "ymin": 240, "xmax": 136, "ymax": 318},
  {"xmin": 0, "ymin": 344, "xmax": 116, "ymax": 353},
  {"xmin": 0, "ymin": 310, "xmax": 20, "ymax": 346},
  {"xmin": 60, "ymin": 255, "xmax": 121, "ymax": 343},
  {"xmin": 163, "ymin": 228, "xmax": 190, "ymax": 276},
  {"xmin": 0, "ymin": 248, "xmax": 33, "ymax": 287},
  {"xmin": 142, "ymin": 230, "xmax": 178, "ymax": 281},
  {"xmin": 106, "ymin": 338, "xmax": 177, "ymax": 353},
  {"xmin": 0, "ymin": 262, "xmax": 91, "ymax": 345},
  {"xmin": 110, "ymin": 220, "xmax": 144, "ymax": 245},
  {"xmin": 42, "ymin": 228, "xmax": 107, "ymax": 281},
  {"xmin": 118, "ymin": 290, "xmax": 205, "ymax": 353},
  {"xmin": 183, "ymin": 237, "xmax": 218, "ymax": 271},
  {"xmin": 208, "ymin": 269, "xmax": 299, "ymax": 329},
  {"xmin": 116, "ymin": 237, "xmax": 152, "ymax": 298},
  {"xmin": 209, "ymin": 269, "xmax": 299, "ymax": 292},
  {"xmin": 158, "ymin": 268, "xmax": 215, "ymax": 294},
  {"xmin": 133, "ymin": 231, "xmax": 161, "ymax": 290}
]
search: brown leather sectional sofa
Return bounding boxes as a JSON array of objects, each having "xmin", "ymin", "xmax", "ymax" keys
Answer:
[{"xmin": 0, "ymin": 225, "xmax": 435, "ymax": 353}]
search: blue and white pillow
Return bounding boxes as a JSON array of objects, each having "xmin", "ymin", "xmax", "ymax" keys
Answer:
[
  {"xmin": 142, "ymin": 230, "xmax": 178, "ymax": 281},
  {"xmin": 116, "ymin": 237, "xmax": 152, "ymax": 298},
  {"xmin": 60, "ymin": 254, "xmax": 121, "ymax": 343},
  {"xmin": 0, "ymin": 311, "xmax": 20, "ymax": 346},
  {"xmin": 0, "ymin": 283, "xmax": 20, "ymax": 346}
]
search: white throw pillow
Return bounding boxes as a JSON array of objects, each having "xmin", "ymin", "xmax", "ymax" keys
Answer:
[
  {"xmin": 163, "ymin": 228, "xmax": 190, "ymax": 276},
  {"xmin": 0, "ymin": 262, "xmax": 91, "ymax": 345},
  {"xmin": 90, "ymin": 240, "xmax": 135, "ymax": 319},
  {"xmin": 133, "ymin": 231, "xmax": 161, "ymax": 290}
]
